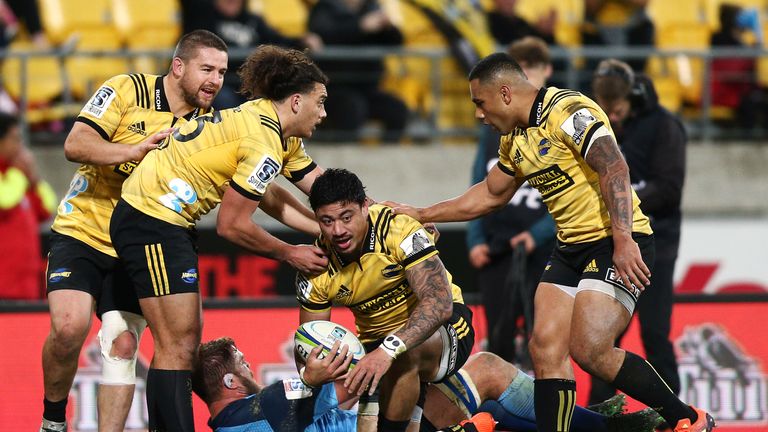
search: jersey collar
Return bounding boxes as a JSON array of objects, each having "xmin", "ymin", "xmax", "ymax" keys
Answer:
[
  {"xmin": 527, "ymin": 87, "xmax": 549, "ymax": 127},
  {"xmin": 154, "ymin": 75, "xmax": 210, "ymax": 120}
]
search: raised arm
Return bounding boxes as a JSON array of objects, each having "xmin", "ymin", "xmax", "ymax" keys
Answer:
[
  {"xmin": 217, "ymin": 186, "xmax": 328, "ymax": 275},
  {"xmin": 259, "ymin": 183, "xmax": 320, "ymax": 237},
  {"xmin": 585, "ymin": 135, "xmax": 650, "ymax": 289},
  {"xmin": 64, "ymin": 122, "xmax": 170, "ymax": 165},
  {"xmin": 390, "ymin": 164, "xmax": 521, "ymax": 223}
]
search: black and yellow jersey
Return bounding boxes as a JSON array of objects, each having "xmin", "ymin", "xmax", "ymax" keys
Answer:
[
  {"xmin": 498, "ymin": 87, "xmax": 652, "ymax": 244},
  {"xmin": 296, "ymin": 204, "xmax": 464, "ymax": 344},
  {"xmin": 121, "ymin": 98, "xmax": 316, "ymax": 228},
  {"xmin": 52, "ymin": 74, "xmax": 211, "ymax": 257}
]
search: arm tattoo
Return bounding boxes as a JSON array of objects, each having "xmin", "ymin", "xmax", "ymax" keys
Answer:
[
  {"xmin": 398, "ymin": 255, "xmax": 454, "ymax": 348},
  {"xmin": 585, "ymin": 136, "xmax": 633, "ymax": 235}
]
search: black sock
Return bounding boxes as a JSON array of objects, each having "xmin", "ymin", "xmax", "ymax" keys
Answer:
[
  {"xmin": 43, "ymin": 397, "xmax": 68, "ymax": 423},
  {"xmin": 146, "ymin": 368, "xmax": 195, "ymax": 432},
  {"xmin": 611, "ymin": 352, "xmax": 696, "ymax": 427},
  {"xmin": 378, "ymin": 416, "xmax": 410, "ymax": 432},
  {"xmin": 534, "ymin": 378, "xmax": 576, "ymax": 432}
]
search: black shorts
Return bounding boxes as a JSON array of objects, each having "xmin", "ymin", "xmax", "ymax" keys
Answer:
[
  {"xmin": 110, "ymin": 200, "xmax": 199, "ymax": 299},
  {"xmin": 46, "ymin": 232, "xmax": 141, "ymax": 316},
  {"xmin": 540, "ymin": 233, "xmax": 655, "ymax": 310},
  {"xmin": 362, "ymin": 302, "xmax": 475, "ymax": 382}
]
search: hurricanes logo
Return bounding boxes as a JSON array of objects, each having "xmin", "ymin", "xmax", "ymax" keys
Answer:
[
  {"xmin": 48, "ymin": 268, "xmax": 72, "ymax": 283},
  {"xmin": 677, "ymin": 324, "xmax": 767, "ymax": 424},
  {"xmin": 181, "ymin": 268, "xmax": 198, "ymax": 284}
]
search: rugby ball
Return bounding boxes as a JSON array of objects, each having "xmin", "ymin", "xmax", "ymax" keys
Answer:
[{"xmin": 294, "ymin": 320, "xmax": 366, "ymax": 368}]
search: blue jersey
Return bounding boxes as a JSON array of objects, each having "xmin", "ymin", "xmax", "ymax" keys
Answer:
[{"xmin": 208, "ymin": 380, "xmax": 358, "ymax": 432}]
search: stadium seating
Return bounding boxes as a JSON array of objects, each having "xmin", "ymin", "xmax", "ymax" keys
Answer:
[
  {"xmin": 111, "ymin": 0, "xmax": 181, "ymax": 72},
  {"xmin": 39, "ymin": 0, "xmax": 130, "ymax": 99},
  {"xmin": 252, "ymin": 0, "xmax": 311, "ymax": 37}
]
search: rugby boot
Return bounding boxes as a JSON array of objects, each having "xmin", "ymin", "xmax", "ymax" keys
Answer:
[
  {"xmin": 455, "ymin": 412, "xmax": 497, "ymax": 432},
  {"xmin": 40, "ymin": 418, "xmax": 67, "ymax": 432},
  {"xmin": 587, "ymin": 393, "xmax": 628, "ymax": 417},
  {"xmin": 673, "ymin": 406, "xmax": 716, "ymax": 432},
  {"xmin": 605, "ymin": 407, "xmax": 664, "ymax": 432}
]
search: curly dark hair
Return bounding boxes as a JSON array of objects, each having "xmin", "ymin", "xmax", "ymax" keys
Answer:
[
  {"xmin": 238, "ymin": 45, "xmax": 329, "ymax": 101},
  {"xmin": 309, "ymin": 168, "xmax": 367, "ymax": 211}
]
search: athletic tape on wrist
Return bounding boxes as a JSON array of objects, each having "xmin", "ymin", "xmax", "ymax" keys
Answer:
[
  {"xmin": 380, "ymin": 335, "xmax": 407, "ymax": 359},
  {"xmin": 299, "ymin": 366, "xmax": 317, "ymax": 388}
]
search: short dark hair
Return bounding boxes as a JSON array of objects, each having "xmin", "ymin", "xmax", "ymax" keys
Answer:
[
  {"xmin": 172, "ymin": 30, "xmax": 228, "ymax": 62},
  {"xmin": 309, "ymin": 168, "xmax": 367, "ymax": 211},
  {"xmin": 592, "ymin": 59, "xmax": 634, "ymax": 102},
  {"xmin": 191, "ymin": 337, "xmax": 236, "ymax": 404},
  {"xmin": 238, "ymin": 45, "xmax": 329, "ymax": 101},
  {"xmin": 507, "ymin": 36, "xmax": 551, "ymax": 67},
  {"xmin": 0, "ymin": 112, "xmax": 18, "ymax": 139},
  {"xmin": 468, "ymin": 52, "xmax": 525, "ymax": 83}
]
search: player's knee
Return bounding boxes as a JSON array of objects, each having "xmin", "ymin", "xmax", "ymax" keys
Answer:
[
  {"xmin": 99, "ymin": 311, "xmax": 147, "ymax": 385},
  {"xmin": 110, "ymin": 330, "xmax": 139, "ymax": 359},
  {"xmin": 568, "ymin": 340, "xmax": 606, "ymax": 375},
  {"xmin": 51, "ymin": 318, "xmax": 90, "ymax": 354}
]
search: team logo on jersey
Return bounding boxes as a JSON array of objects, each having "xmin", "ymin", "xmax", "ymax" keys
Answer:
[
  {"xmin": 114, "ymin": 161, "xmax": 138, "ymax": 177},
  {"xmin": 676, "ymin": 324, "xmax": 767, "ymax": 424},
  {"xmin": 335, "ymin": 285, "xmax": 352, "ymax": 300},
  {"xmin": 83, "ymin": 85, "xmax": 117, "ymax": 119},
  {"xmin": 560, "ymin": 108, "xmax": 597, "ymax": 145},
  {"xmin": 48, "ymin": 268, "xmax": 72, "ymax": 283},
  {"xmin": 296, "ymin": 273, "xmax": 314, "ymax": 300},
  {"xmin": 538, "ymin": 138, "xmax": 550, "ymax": 155},
  {"xmin": 181, "ymin": 268, "xmax": 198, "ymax": 284},
  {"xmin": 525, "ymin": 165, "xmax": 575, "ymax": 199},
  {"xmin": 381, "ymin": 264, "xmax": 403, "ymax": 278},
  {"xmin": 247, "ymin": 155, "xmax": 281, "ymax": 194},
  {"xmin": 513, "ymin": 149, "xmax": 524, "ymax": 165},
  {"xmin": 127, "ymin": 121, "xmax": 147, "ymax": 136},
  {"xmin": 353, "ymin": 282, "xmax": 412, "ymax": 313},
  {"xmin": 282, "ymin": 378, "xmax": 313, "ymax": 400},
  {"xmin": 399, "ymin": 229, "xmax": 432, "ymax": 258}
]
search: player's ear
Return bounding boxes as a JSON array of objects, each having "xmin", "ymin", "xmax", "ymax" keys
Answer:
[
  {"xmin": 291, "ymin": 93, "xmax": 302, "ymax": 114},
  {"xmin": 223, "ymin": 373, "xmax": 236, "ymax": 389},
  {"xmin": 171, "ymin": 57, "xmax": 185, "ymax": 78},
  {"xmin": 500, "ymin": 85, "xmax": 512, "ymax": 105}
]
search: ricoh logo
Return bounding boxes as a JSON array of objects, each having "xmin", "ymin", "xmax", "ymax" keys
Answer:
[
  {"xmin": 69, "ymin": 339, "xmax": 149, "ymax": 431},
  {"xmin": 677, "ymin": 324, "xmax": 767, "ymax": 425}
]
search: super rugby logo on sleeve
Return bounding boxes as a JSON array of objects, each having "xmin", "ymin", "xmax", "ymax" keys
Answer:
[
  {"xmin": 83, "ymin": 85, "xmax": 117, "ymax": 119},
  {"xmin": 560, "ymin": 108, "xmax": 596, "ymax": 145},
  {"xmin": 247, "ymin": 155, "xmax": 281, "ymax": 194},
  {"xmin": 399, "ymin": 228, "xmax": 432, "ymax": 258}
]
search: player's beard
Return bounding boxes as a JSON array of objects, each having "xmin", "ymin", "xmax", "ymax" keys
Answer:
[
  {"xmin": 236, "ymin": 373, "xmax": 262, "ymax": 395},
  {"xmin": 180, "ymin": 77, "xmax": 215, "ymax": 110}
]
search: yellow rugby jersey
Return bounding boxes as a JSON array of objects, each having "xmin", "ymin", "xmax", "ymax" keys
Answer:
[
  {"xmin": 121, "ymin": 99, "xmax": 316, "ymax": 228},
  {"xmin": 497, "ymin": 87, "xmax": 652, "ymax": 244},
  {"xmin": 296, "ymin": 205, "xmax": 465, "ymax": 344},
  {"xmin": 52, "ymin": 74, "xmax": 211, "ymax": 256}
]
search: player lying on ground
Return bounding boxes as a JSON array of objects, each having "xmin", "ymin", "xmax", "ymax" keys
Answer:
[{"xmin": 191, "ymin": 337, "xmax": 662, "ymax": 431}]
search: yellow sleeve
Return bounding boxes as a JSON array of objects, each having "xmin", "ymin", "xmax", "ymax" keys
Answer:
[
  {"xmin": 282, "ymin": 138, "xmax": 316, "ymax": 183},
  {"xmin": 35, "ymin": 180, "xmax": 57, "ymax": 213},
  {"xmin": 296, "ymin": 272, "xmax": 332, "ymax": 312},
  {"xmin": 497, "ymin": 133, "xmax": 518, "ymax": 177},
  {"xmin": 75, "ymin": 74, "xmax": 135, "ymax": 140},
  {"xmin": 388, "ymin": 214, "xmax": 439, "ymax": 270}
]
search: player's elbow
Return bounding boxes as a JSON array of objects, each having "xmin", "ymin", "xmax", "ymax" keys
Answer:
[
  {"xmin": 63, "ymin": 136, "xmax": 83, "ymax": 162},
  {"xmin": 436, "ymin": 298, "xmax": 453, "ymax": 323},
  {"xmin": 216, "ymin": 220, "xmax": 238, "ymax": 242}
]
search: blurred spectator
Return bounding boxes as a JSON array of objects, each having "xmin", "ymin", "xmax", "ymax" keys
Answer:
[
  {"xmin": 589, "ymin": 59, "xmax": 686, "ymax": 403},
  {"xmin": 582, "ymin": 0, "xmax": 654, "ymax": 72},
  {"xmin": 466, "ymin": 37, "xmax": 555, "ymax": 368},
  {"xmin": 710, "ymin": 3, "xmax": 768, "ymax": 132},
  {"xmin": 308, "ymin": 0, "xmax": 408, "ymax": 142},
  {"xmin": 181, "ymin": 0, "xmax": 323, "ymax": 108},
  {"xmin": 0, "ymin": 113, "xmax": 56, "ymax": 299},
  {"xmin": 486, "ymin": 0, "xmax": 556, "ymax": 45},
  {"xmin": 0, "ymin": 0, "xmax": 47, "ymax": 48}
]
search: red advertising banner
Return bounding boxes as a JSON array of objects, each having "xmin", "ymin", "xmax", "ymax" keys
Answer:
[{"xmin": 1, "ymin": 302, "xmax": 765, "ymax": 431}]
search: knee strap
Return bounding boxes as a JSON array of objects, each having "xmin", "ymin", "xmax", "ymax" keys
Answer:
[{"xmin": 98, "ymin": 310, "xmax": 147, "ymax": 385}]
